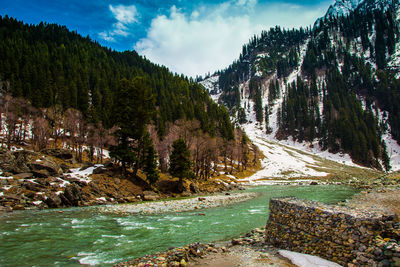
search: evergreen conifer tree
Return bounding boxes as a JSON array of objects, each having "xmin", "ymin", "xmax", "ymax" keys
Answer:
[
  {"xmin": 110, "ymin": 77, "xmax": 155, "ymax": 174},
  {"xmin": 169, "ymin": 138, "xmax": 192, "ymax": 182},
  {"xmin": 144, "ymin": 141, "xmax": 159, "ymax": 184}
]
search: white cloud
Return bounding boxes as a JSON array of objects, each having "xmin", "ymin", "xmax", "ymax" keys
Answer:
[
  {"xmin": 99, "ymin": 4, "xmax": 139, "ymax": 42},
  {"xmin": 109, "ymin": 4, "xmax": 138, "ymax": 24},
  {"xmin": 236, "ymin": 0, "xmax": 258, "ymax": 9},
  {"xmin": 135, "ymin": 1, "xmax": 330, "ymax": 77},
  {"xmin": 99, "ymin": 31, "xmax": 115, "ymax": 42}
]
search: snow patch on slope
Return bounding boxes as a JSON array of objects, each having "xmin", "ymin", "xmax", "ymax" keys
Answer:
[
  {"xmin": 384, "ymin": 134, "xmax": 400, "ymax": 171},
  {"xmin": 375, "ymin": 108, "xmax": 400, "ymax": 171},
  {"xmin": 236, "ymin": 39, "xmax": 369, "ymax": 185},
  {"xmin": 199, "ymin": 75, "xmax": 222, "ymax": 102},
  {"xmin": 241, "ymin": 123, "xmax": 329, "ymax": 184},
  {"xmin": 64, "ymin": 164, "xmax": 104, "ymax": 184},
  {"xmin": 199, "ymin": 75, "xmax": 220, "ymax": 93},
  {"xmin": 279, "ymin": 250, "xmax": 342, "ymax": 267},
  {"xmin": 388, "ymin": 6, "xmax": 400, "ymax": 79}
]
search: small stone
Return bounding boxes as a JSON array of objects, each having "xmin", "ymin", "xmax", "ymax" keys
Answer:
[
  {"xmin": 374, "ymin": 248, "xmax": 383, "ymax": 256},
  {"xmin": 231, "ymin": 239, "xmax": 242, "ymax": 246},
  {"xmin": 259, "ymin": 253, "xmax": 269, "ymax": 259},
  {"xmin": 13, "ymin": 205, "xmax": 25, "ymax": 210},
  {"xmin": 179, "ymin": 259, "xmax": 187, "ymax": 267},
  {"xmin": 379, "ymin": 259, "xmax": 391, "ymax": 267},
  {"xmin": 358, "ymin": 244, "xmax": 367, "ymax": 252},
  {"xmin": 357, "ymin": 254, "xmax": 369, "ymax": 263}
]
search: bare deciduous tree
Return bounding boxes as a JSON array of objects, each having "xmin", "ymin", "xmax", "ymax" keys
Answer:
[
  {"xmin": 46, "ymin": 105, "xmax": 64, "ymax": 148},
  {"xmin": 32, "ymin": 117, "xmax": 50, "ymax": 151}
]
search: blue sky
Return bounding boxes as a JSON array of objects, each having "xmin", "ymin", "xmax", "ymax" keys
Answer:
[{"xmin": 1, "ymin": 0, "xmax": 332, "ymax": 77}]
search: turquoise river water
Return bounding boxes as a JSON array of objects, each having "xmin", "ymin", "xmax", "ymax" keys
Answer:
[{"xmin": 0, "ymin": 185, "xmax": 358, "ymax": 266}]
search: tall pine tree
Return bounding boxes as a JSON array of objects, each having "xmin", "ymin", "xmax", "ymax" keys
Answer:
[{"xmin": 169, "ymin": 138, "xmax": 192, "ymax": 183}]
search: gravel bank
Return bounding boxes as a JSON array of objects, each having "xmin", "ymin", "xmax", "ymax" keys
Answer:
[
  {"xmin": 345, "ymin": 187, "xmax": 400, "ymax": 216},
  {"xmin": 97, "ymin": 192, "xmax": 257, "ymax": 215},
  {"xmin": 115, "ymin": 227, "xmax": 296, "ymax": 267}
]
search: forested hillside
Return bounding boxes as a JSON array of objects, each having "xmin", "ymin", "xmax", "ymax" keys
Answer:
[
  {"xmin": 202, "ymin": 0, "xmax": 400, "ymax": 171},
  {"xmin": 0, "ymin": 15, "xmax": 257, "ymax": 185},
  {"xmin": 0, "ymin": 15, "xmax": 234, "ymax": 139}
]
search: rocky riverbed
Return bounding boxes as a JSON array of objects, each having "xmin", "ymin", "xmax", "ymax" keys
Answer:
[
  {"xmin": 114, "ymin": 227, "xmax": 295, "ymax": 267},
  {"xmin": 114, "ymin": 226, "xmax": 341, "ymax": 267},
  {"xmin": 96, "ymin": 192, "xmax": 257, "ymax": 215}
]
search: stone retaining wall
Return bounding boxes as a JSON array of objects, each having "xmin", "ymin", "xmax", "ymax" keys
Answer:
[{"xmin": 265, "ymin": 197, "xmax": 400, "ymax": 266}]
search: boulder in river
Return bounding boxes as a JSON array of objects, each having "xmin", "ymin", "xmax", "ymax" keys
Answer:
[
  {"xmin": 12, "ymin": 204, "xmax": 25, "ymax": 210},
  {"xmin": 157, "ymin": 179, "xmax": 184, "ymax": 193},
  {"xmin": 45, "ymin": 194, "xmax": 63, "ymax": 208},
  {"xmin": 190, "ymin": 182, "xmax": 200, "ymax": 193},
  {"xmin": 143, "ymin": 191, "xmax": 159, "ymax": 201},
  {"xmin": 63, "ymin": 183, "xmax": 83, "ymax": 206}
]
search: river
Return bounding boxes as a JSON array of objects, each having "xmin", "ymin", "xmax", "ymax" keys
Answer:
[{"xmin": 0, "ymin": 185, "xmax": 357, "ymax": 266}]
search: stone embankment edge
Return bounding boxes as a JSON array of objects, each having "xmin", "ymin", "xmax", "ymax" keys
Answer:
[{"xmin": 265, "ymin": 197, "xmax": 400, "ymax": 266}]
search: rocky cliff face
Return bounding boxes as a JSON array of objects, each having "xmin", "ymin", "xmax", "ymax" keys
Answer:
[
  {"xmin": 0, "ymin": 149, "xmax": 146, "ymax": 211},
  {"xmin": 0, "ymin": 148, "xmax": 237, "ymax": 212}
]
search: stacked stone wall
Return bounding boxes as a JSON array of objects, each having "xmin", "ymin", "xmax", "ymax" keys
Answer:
[{"xmin": 265, "ymin": 197, "xmax": 400, "ymax": 266}]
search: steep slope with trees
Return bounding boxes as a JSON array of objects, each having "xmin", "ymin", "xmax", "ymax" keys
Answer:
[
  {"xmin": 0, "ymin": 15, "xmax": 234, "ymax": 140},
  {"xmin": 0, "ymin": 15, "xmax": 262, "ymax": 211},
  {"xmin": 201, "ymin": 0, "xmax": 400, "ymax": 171}
]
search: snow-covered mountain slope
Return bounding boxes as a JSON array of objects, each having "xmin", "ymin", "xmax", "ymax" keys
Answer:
[
  {"xmin": 322, "ymin": 0, "xmax": 397, "ymax": 19},
  {"xmin": 199, "ymin": 75, "xmax": 220, "ymax": 94},
  {"xmin": 201, "ymin": 0, "xmax": 400, "ymax": 176},
  {"xmin": 326, "ymin": 0, "xmax": 363, "ymax": 18},
  {"xmin": 316, "ymin": 0, "xmax": 398, "ymax": 28},
  {"xmin": 204, "ymin": 41, "xmax": 375, "ymax": 182},
  {"xmin": 388, "ymin": 6, "xmax": 400, "ymax": 77},
  {"xmin": 237, "ymin": 48, "xmax": 380, "ymax": 184},
  {"xmin": 199, "ymin": 75, "xmax": 222, "ymax": 102}
]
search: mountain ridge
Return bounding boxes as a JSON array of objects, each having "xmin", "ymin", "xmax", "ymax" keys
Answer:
[{"xmin": 200, "ymin": 0, "xmax": 400, "ymax": 172}]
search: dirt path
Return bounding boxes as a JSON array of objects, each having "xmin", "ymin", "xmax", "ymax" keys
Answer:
[
  {"xmin": 346, "ymin": 187, "xmax": 400, "ymax": 216},
  {"xmin": 187, "ymin": 245, "xmax": 296, "ymax": 267}
]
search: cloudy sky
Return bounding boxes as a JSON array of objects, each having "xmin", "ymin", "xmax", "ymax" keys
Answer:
[{"xmin": 2, "ymin": 0, "xmax": 332, "ymax": 77}]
